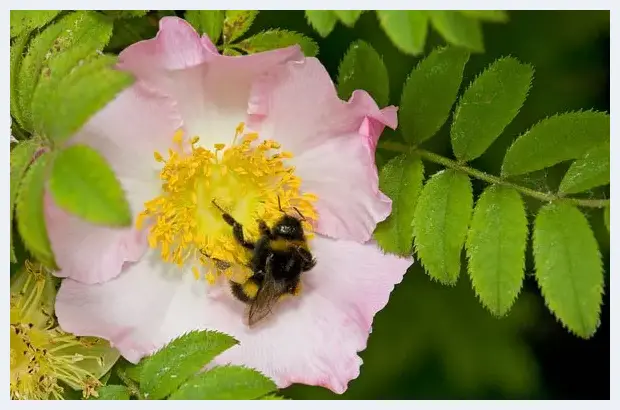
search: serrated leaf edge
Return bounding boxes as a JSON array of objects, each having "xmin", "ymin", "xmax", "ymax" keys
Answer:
[
  {"xmin": 532, "ymin": 202, "xmax": 604, "ymax": 338},
  {"xmin": 465, "ymin": 186, "xmax": 528, "ymax": 317},
  {"xmin": 501, "ymin": 109, "xmax": 610, "ymax": 177},
  {"xmin": 450, "ymin": 55, "xmax": 534, "ymax": 162}
]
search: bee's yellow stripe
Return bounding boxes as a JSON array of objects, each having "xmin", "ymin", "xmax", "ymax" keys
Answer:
[
  {"xmin": 269, "ymin": 239, "xmax": 308, "ymax": 251},
  {"xmin": 242, "ymin": 280, "xmax": 259, "ymax": 299}
]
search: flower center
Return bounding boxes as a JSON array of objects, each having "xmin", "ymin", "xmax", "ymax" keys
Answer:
[{"xmin": 138, "ymin": 123, "xmax": 318, "ymax": 283}]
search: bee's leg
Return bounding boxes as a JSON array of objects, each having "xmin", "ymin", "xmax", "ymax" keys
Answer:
[
  {"xmin": 258, "ymin": 219, "xmax": 275, "ymax": 239},
  {"xmin": 212, "ymin": 200, "xmax": 254, "ymax": 250},
  {"xmin": 297, "ymin": 247, "xmax": 316, "ymax": 272}
]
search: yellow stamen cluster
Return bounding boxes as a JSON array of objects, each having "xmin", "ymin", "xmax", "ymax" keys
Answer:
[
  {"xmin": 10, "ymin": 262, "xmax": 101, "ymax": 400},
  {"xmin": 137, "ymin": 123, "xmax": 318, "ymax": 283}
]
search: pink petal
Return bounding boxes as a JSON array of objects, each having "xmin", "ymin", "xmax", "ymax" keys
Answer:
[
  {"xmin": 248, "ymin": 58, "xmax": 397, "ymax": 242},
  {"xmin": 55, "ymin": 236, "xmax": 412, "ymax": 394},
  {"xmin": 44, "ymin": 192, "xmax": 147, "ymax": 285},
  {"xmin": 118, "ymin": 16, "xmax": 304, "ymax": 144},
  {"xmin": 44, "ymin": 85, "xmax": 180, "ymax": 284},
  {"xmin": 290, "ymin": 131, "xmax": 392, "ymax": 243}
]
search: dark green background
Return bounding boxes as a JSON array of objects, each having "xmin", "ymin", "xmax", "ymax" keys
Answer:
[{"xmin": 239, "ymin": 10, "xmax": 609, "ymax": 400}]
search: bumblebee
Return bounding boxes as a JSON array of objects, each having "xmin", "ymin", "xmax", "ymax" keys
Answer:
[{"xmin": 210, "ymin": 199, "xmax": 316, "ymax": 326}]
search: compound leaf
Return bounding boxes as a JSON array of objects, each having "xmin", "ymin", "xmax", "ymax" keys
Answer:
[
  {"xmin": 11, "ymin": 33, "xmax": 30, "ymax": 126},
  {"xmin": 223, "ymin": 10, "xmax": 258, "ymax": 43},
  {"xmin": 466, "ymin": 186, "xmax": 527, "ymax": 316},
  {"xmin": 502, "ymin": 111, "xmax": 610, "ymax": 176},
  {"xmin": 376, "ymin": 10, "xmax": 428, "ymax": 56},
  {"xmin": 337, "ymin": 40, "xmax": 389, "ymax": 106},
  {"xmin": 558, "ymin": 143, "xmax": 610, "ymax": 194},
  {"xmin": 49, "ymin": 144, "xmax": 132, "ymax": 226},
  {"xmin": 400, "ymin": 46, "xmax": 470, "ymax": 144},
  {"xmin": 91, "ymin": 385, "xmax": 130, "ymax": 400},
  {"xmin": 334, "ymin": 10, "xmax": 363, "ymax": 27},
  {"xmin": 374, "ymin": 154, "xmax": 424, "ymax": 255},
  {"xmin": 185, "ymin": 10, "xmax": 225, "ymax": 43},
  {"xmin": 15, "ymin": 152, "xmax": 55, "ymax": 267},
  {"xmin": 237, "ymin": 29, "xmax": 318, "ymax": 57},
  {"xmin": 10, "ymin": 10, "xmax": 60, "ymax": 38},
  {"xmin": 139, "ymin": 330, "xmax": 238, "ymax": 400},
  {"xmin": 32, "ymin": 54, "xmax": 134, "ymax": 144},
  {"xmin": 10, "ymin": 140, "xmax": 40, "ymax": 263},
  {"xmin": 413, "ymin": 170, "xmax": 473, "ymax": 285},
  {"xmin": 533, "ymin": 202, "xmax": 603, "ymax": 338},
  {"xmin": 169, "ymin": 366, "xmax": 277, "ymax": 400},
  {"xmin": 305, "ymin": 10, "xmax": 338, "ymax": 37},
  {"xmin": 451, "ymin": 57, "xmax": 533, "ymax": 161},
  {"xmin": 429, "ymin": 11, "xmax": 484, "ymax": 52}
]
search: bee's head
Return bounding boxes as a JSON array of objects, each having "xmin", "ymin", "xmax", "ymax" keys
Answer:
[{"xmin": 273, "ymin": 215, "xmax": 305, "ymax": 240}]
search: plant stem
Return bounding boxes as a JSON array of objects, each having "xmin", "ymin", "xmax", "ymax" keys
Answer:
[{"xmin": 379, "ymin": 141, "xmax": 609, "ymax": 209}]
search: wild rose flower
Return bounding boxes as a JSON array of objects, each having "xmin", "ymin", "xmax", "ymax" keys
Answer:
[{"xmin": 47, "ymin": 17, "xmax": 413, "ymax": 393}]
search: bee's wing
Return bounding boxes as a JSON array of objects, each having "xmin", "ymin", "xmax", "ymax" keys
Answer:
[{"xmin": 248, "ymin": 275, "xmax": 287, "ymax": 326}]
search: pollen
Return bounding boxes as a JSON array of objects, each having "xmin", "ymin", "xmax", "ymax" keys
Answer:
[
  {"xmin": 138, "ymin": 123, "xmax": 318, "ymax": 283},
  {"xmin": 10, "ymin": 262, "xmax": 101, "ymax": 400}
]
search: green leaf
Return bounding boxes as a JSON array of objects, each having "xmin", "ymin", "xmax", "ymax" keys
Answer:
[
  {"xmin": 533, "ymin": 202, "xmax": 603, "ymax": 338},
  {"xmin": 10, "ymin": 140, "xmax": 40, "ymax": 263},
  {"xmin": 49, "ymin": 144, "xmax": 131, "ymax": 226},
  {"xmin": 451, "ymin": 57, "xmax": 533, "ymax": 161},
  {"xmin": 604, "ymin": 206, "xmax": 610, "ymax": 233},
  {"xmin": 185, "ymin": 10, "xmax": 225, "ymax": 44},
  {"xmin": 223, "ymin": 10, "xmax": 258, "ymax": 43},
  {"xmin": 400, "ymin": 46, "xmax": 470, "ymax": 144},
  {"xmin": 10, "ymin": 10, "xmax": 60, "ymax": 38},
  {"xmin": 223, "ymin": 47, "xmax": 242, "ymax": 56},
  {"xmin": 237, "ymin": 29, "xmax": 318, "ymax": 57},
  {"xmin": 101, "ymin": 10, "xmax": 148, "ymax": 19},
  {"xmin": 140, "ymin": 330, "xmax": 238, "ymax": 400},
  {"xmin": 91, "ymin": 385, "xmax": 131, "ymax": 400},
  {"xmin": 107, "ymin": 15, "xmax": 158, "ymax": 51},
  {"xmin": 305, "ymin": 10, "xmax": 338, "ymax": 37},
  {"xmin": 334, "ymin": 10, "xmax": 363, "ymax": 27},
  {"xmin": 374, "ymin": 154, "xmax": 424, "ymax": 255},
  {"xmin": 558, "ymin": 144, "xmax": 610, "ymax": 194},
  {"xmin": 169, "ymin": 366, "xmax": 277, "ymax": 400},
  {"xmin": 502, "ymin": 111, "xmax": 610, "ymax": 176},
  {"xmin": 459, "ymin": 10, "xmax": 509, "ymax": 22},
  {"xmin": 15, "ymin": 152, "xmax": 56, "ymax": 267},
  {"xmin": 11, "ymin": 34, "xmax": 31, "ymax": 127},
  {"xmin": 32, "ymin": 54, "xmax": 134, "ymax": 144},
  {"xmin": 376, "ymin": 10, "xmax": 428, "ymax": 56},
  {"xmin": 337, "ymin": 40, "xmax": 389, "ymax": 106},
  {"xmin": 17, "ymin": 12, "xmax": 80, "ymax": 131},
  {"xmin": 261, "ymin": 394, "xmax": 286, "ymax": 400},
  {"xmin": 413, "ymin": 170, "xmax": 473, "ymax": 285},
  {"xmin": 466, "ymin": 186, "xmax": 527, "ymax": 316},
  {"xmin": 19, "ymin": 11, "xmax": 114, "ymax": 133},
  {"xmin": 30, "ymin": 12, "xmax": 115, "ymax": 138},
  {"xmin": 429, "ymin": 11, "xmax": 484, "ymax": 52}
]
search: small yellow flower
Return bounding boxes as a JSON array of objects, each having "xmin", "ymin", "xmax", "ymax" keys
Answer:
[{"xmin": 10, "ymin": 261, "xmax": 103, "ymax": 400}]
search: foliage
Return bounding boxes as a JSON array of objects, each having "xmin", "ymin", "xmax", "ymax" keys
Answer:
[
  {"xmin": 98, "ymin": 331, "xmax": 280, "ymax": 400},
  {"xmin": 310, "ymin": 10, "xmax": 508, "ymax": 55},
  {"xmin": 367, "ymin": 43, "xmax": 608, "ymax": 339},
  {"xmin": 9, "ymin": 9, "xmax": 609, "ymax": 401}
]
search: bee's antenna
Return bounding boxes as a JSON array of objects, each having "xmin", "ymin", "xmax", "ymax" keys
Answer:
[{"xmin": 293, "ymin": 207, "xmax": 306, "ymax": 221}]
